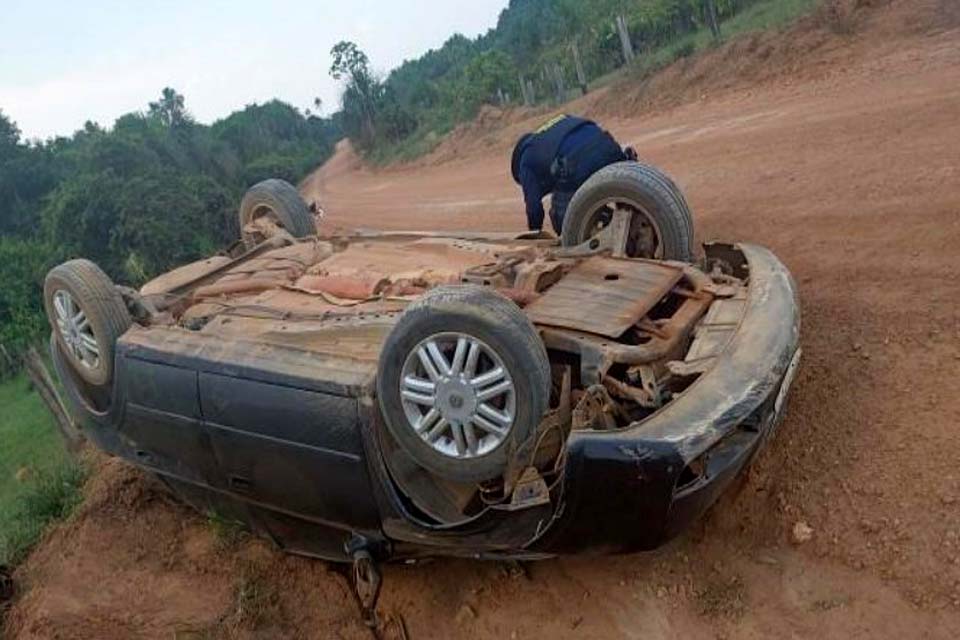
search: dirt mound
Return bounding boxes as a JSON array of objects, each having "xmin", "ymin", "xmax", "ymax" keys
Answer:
[
  {"xmin": 397, "ymin": 0, "xmax": 945, "ymax": 165},
  {"xmin": 3, "ymin": 456, "xmax": 368, "ymax": 639},
  {"xmin": 597, "ymin": 0, "xmax": 960, "ymax": 117},
  {"xmin": 300, "ymin": 139, "xmax": 368, "ymax": 202}
]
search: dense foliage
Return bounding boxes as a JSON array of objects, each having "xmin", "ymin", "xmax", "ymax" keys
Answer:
[
  {"xmin": 0, "ymin": 94, "xmax": 339, "ymax": 354},
  {"xmin": 333, "ymin": 0, "xmax": 753, "ymax": 157}
]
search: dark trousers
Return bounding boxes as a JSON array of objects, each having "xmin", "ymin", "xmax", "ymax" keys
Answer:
[
  {"xmin": 549, "ymin": 190, "xmax": 574, "ymax": 234},
  {"xmin": 548, "ymin": 131, "xmax": 625, "ymax": 234}
]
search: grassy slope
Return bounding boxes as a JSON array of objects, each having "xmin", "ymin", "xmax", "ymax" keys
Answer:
[
  {"xmin": 369, "ymin": 0, "xmax": 821, "ymax": 166},
  {"xmin": 638, "ymin": 0, "xmax": 820, "ymax": 70},
  {"xmin": 0, "ymin": 374, "xmax": 83, "ymax": 565}
]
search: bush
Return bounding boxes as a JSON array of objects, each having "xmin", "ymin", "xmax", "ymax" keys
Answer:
[
  {"xmin": 675, "ymin": 41, "xmax": 697, "ymax": 58},
  {"xmin": 0, "ymin": 461, "xmax": 87, "ymax": 566},
  {"xmin": 0, "ymin": 238, "xmax": 60, "ymax": 353},
  {"xmin": 0, "ymin": 93, "xmax": 341, "ymax": 348},
  {"xmin": 242, "ymin": 152, "xmax": 315, "ymax": 186}
]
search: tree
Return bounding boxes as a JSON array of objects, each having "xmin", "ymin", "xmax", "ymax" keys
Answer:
[
  {"xmin": 0, "ymin": 91, "xmax": 340, "ymax": 358},
  {"xmin": 703, "ymin": 0, "xmax": 722, "ymax": 42},
  {"xmin": 0, "ymin": 237, "xmax": 56, "ymax": 350},
  {"xmin": 329, "ymin": 41, "xmax": 381, "ymax": 146},
  {"xmin": 321, "ymin": 0, "xmax": 743, "ymax": 158},
  {"xmin": 329, "ymin": 41, "xmax": 371, "ymax": 82},
  {"xmin": 458, "ymin": 50, "xmax": 517, "ymax": 117},
  {"xmin": 0, "ymin": 109, "xmax": 21, "ymax": 153},
  {"xmin": 148, "ymin": 87, "xmax": 191, "ymax": 129}
]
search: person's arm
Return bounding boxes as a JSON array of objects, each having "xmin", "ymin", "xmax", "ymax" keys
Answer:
[{"xmin": 519, "ymin": 164, "xmax": 545, "ymax": 231}]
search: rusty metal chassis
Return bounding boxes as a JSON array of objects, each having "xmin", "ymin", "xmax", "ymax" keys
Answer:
[{"xmin": 536, "ymin": 265, "xmax": 713, "ymax": 387}]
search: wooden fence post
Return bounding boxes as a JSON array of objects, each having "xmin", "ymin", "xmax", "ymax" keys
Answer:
[
  {"xmin": 518, "ymin": 73, "xmax": 531, "ymax": 106},
  {"xmin": 552, "ymin": 64, "xmax": 567, "ymax": 103},
  {"xmin": 23, "ymin": 346, "xmax": 84, "ymax": 454},
  {"xmin": 571, "ymin": 43, "xmax": 588, "ymax": 95},
  {"xmin": 704, "ymin": 0, "xmax": 722, "ymax": 42},
  {"xmin": 615, "ymin": 15, "xmax": 635, "ymax": 64},
  {"xmin": 0, "ymin": 343, "xmax": 13, "ymax": 379}
]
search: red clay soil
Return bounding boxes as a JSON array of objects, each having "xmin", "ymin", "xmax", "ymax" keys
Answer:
[{"xmin": 6, "ymin": 1, "xmax": 960, "ymax": 637}]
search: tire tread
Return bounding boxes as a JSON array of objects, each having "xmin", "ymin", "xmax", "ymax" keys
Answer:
[
  {"xmin": 561, "ymin": 161, "xmax": 695, "ymax": 262},
  {"xmin": 44, "ymin": 259, "xmax": 132, "ymax": 386},
  {"xmin": 239, "ymin": 179, "xmax": 315, "ymax": 247}
]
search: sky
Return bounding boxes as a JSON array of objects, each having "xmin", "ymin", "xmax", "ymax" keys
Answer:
[{"xmin": 0, "ymin": 0, "xmax": 509, "ymax": 140}]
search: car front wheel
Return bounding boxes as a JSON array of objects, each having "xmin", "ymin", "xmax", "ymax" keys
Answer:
[{"xmin": 44, "ymin": 259, "xmax": 132, "ymax": 388}]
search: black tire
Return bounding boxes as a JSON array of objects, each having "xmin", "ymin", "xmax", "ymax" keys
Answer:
[
  {"xmin": 560, "ymin": 161, "xmax": 696, "ymax": 262},
  {"xmin": 239, "ymin": 179, "xmax": 316, "ymax": 248},
  {"xmin": 44, "ymin": 259, "xmax": 132, "ymax": 388},
  {"xmin": 377, "ymin": 286, "xmax": 550, "ymax": 483}
]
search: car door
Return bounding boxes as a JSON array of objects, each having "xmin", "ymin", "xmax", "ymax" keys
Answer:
[
  {"xmin": 199, "ymin": 372, "xmax": 380, "ymax": 530},
  {"xmin": 119, "ymin": 357, "xmax": 220, "ymax": 486}
]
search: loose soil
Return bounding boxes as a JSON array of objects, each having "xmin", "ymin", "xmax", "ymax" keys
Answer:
[{"xmin": 5, "ymin": 1, "xmax": 960, "ymax": 637}]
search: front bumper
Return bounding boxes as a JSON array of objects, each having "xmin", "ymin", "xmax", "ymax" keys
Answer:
[{"xmin": 535, "ymin": 243, "xmax": 801, "ymax": 554}]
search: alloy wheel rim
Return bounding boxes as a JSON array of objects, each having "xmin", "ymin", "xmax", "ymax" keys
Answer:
[
  {"xmin": 53, "ymin": 290, "xmax": 100, "ymax": 370},
  {"xmin": 399, "ymin": 332, "xmax": 516, "ymax": 459}
]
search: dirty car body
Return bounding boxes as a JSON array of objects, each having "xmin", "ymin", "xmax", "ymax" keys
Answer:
[{"xmin": 53, "ymin": 230, "xmax": 800, "ymax": 562}]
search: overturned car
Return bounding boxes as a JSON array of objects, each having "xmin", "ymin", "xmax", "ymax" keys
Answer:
[{"xmin": 45, "ymin": 163, "xmax": 800, "ymax": 571}]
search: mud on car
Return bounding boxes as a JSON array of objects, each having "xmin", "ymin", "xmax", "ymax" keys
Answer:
[{"xmin": 45, "ymin": 164, "xmax": 800, "ymax": 585}]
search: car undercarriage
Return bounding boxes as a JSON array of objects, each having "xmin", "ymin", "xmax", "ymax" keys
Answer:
[{"xmin": 44, "ymin": 169, "xmax": 800, "ymax": 615}]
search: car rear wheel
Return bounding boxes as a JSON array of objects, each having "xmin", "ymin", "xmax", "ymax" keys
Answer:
[
  {"xmin": 44, "ymin": 259, "xmax": 132, "ymax": 388},
  {"xmin": 239, "ymin": 178, "xmax": 316, "ymax": 248},
  {"xmin": 377, "ymin": 286, "xmax": 550, "ymax": 483},
  {"xmin": 560, "ymin": 161, "xmax": 696, "ymax": 262}
]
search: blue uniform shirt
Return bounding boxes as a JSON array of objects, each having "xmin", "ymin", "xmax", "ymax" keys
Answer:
[{"xmin": 518, "ymin": 122, "xmax": 620, "ymax": 232}]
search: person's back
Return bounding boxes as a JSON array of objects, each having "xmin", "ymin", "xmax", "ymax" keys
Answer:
[{"xmin": 512, "ymin": 115, "xmax": 629, "ymax": 234}]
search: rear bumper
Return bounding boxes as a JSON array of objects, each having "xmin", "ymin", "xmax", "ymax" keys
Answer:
[{"xmin": 535, "ymin": 243, "xmax": 801, "ymax": 554}]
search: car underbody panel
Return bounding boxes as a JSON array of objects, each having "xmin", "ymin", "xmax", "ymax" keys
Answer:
[{"xmin": 524, "ymin": 257, "xmax": 684, "ymax": 337}]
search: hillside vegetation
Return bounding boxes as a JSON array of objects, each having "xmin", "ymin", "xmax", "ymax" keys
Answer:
[
  {"xmin": 332, "ymin": 0, "xmax": 817, "ymax": 162},
  {"xmin": 0, "ymin": 93, "xmax": 340, "ymax": 357}
]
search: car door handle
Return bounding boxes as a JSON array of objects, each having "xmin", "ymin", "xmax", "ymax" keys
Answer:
[{"xmin": 228, "ymin": 475, "xmax": 252, "ymax": 492}]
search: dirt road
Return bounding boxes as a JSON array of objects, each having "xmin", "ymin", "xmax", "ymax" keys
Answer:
[{"xmin": 6, "ymin": 1, "xmax": 960, "ymax": 638}]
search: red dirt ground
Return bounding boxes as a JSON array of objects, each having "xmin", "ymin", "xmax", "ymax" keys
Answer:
[{"xmin": 5, "ymin": 1, "xmax": 960, "ymax": 637}]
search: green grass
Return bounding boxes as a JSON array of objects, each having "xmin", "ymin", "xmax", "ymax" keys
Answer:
[
  {"xmin": 367, "ymin": 126, "xmax": 450, "ymax": 166},
  {"xmin": 627, "ymin": 0, "xmax": 821, "ymax": 80},
  {"xmin": 722, "ymin": 0, "xmax": 820, "ymax": 33},
  {"xmin": 0, "ymin": 373, "xmax": 85, "ymax": 565},
  {"xmin": 205, "ymin": 510, "xmax": 249, "ymax": 551}
]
